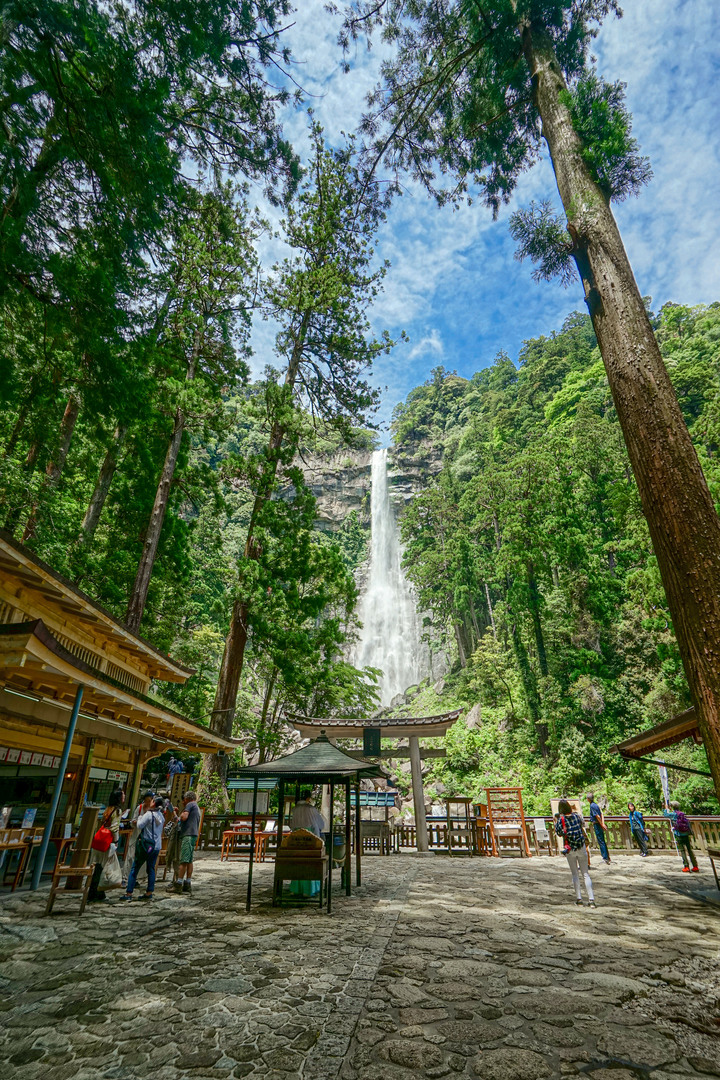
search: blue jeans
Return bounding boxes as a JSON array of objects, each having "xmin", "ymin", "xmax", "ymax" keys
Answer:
[
  {"xmin": 593, "ymin": 822, "xmax": 609, "ymax": 861},
  {"xmin": 127, "ymin": 844, "xmax": 159, "ymax": 894}
]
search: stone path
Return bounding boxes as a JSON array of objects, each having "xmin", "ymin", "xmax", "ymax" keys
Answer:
[{"xmin": 1, "ymin": 853, "xmax": 719, "ymax": 1080}]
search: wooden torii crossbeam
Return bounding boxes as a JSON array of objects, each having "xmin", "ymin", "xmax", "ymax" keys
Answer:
[{"xmin": 285, "ymin": 711, "xmax": 462, "ymax": 853}]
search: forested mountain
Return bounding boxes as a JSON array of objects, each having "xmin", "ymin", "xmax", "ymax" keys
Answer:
[{"xmin": 390, "ymin": 302, "xmax": 720, "ymax": 813}]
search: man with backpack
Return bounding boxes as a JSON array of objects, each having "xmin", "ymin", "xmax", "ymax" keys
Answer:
[{"xmin": 664, "ymin": 801, "xmax": 699, "ymax": 873}]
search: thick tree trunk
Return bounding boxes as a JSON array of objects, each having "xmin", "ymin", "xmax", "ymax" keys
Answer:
[
  {"xmin": 125, "ymin": 337, "xmax": 200, "ymax": 633},
  {"xmin": 78, "ymin": 423, "xmax": 128, "ymax": 549},
  {"xmin": 125, "ymin": 410, "xmax": 185, "ymax": 633},
  {"xmin": 202, "ymin": 313, "xmax": 311, "ymax": 780},
  {"xmin": 524, "ymin": 29, "xmax": 720, "ymax": 799},
  {"xmin": 22, "ymin": 394, "xmax": 80, "ymax": 542}
]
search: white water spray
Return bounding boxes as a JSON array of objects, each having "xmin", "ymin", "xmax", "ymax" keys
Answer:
[{"xmin": 353, "ymin": 449, "xmax": 425, "ymax": 705}]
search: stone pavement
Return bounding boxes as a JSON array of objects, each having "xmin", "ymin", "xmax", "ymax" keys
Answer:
[{"xmin": 0, "ymin": 853, "xmax": 719, "ymax": 1080}]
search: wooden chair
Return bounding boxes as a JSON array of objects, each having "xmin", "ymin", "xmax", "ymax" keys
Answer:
[{"xmin": 45, "ymin": 864, "xmax": 94, "ymax": 916}]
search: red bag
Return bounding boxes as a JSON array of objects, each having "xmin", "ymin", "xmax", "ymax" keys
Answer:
[{"xmin": 91, "ymin": 810, "xmax": 114, "ymax": 852}]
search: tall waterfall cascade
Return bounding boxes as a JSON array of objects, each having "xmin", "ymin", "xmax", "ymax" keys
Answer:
[{"xmin": 352, "ymin": 449, "xmax": 427, "ymax": 705}]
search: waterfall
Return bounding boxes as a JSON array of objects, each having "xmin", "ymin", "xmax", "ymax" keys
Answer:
[{"xmin": 353, "ymin": 449, "xmax": 425, "ymax": 705}]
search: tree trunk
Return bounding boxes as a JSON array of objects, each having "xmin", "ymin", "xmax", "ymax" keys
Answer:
[
  {"xmin": 22, "ymin": 394, "xmax": 80, "ymax": 542},
  {"xmin": 125, "ymin": 337, "xmax": 200, "ymax": 633},
  {"xmin": 202, "ymin": 312, "xmax": 311, "ymax": 781},
  {"xmin": 524, "ymin": 28, "xmax": 720, "ymax": 799},
  {"xmin": 527, "ymin": 561, "xmax": 548, "ymax": 678},
  {"xmin": 78, "ymin": 423, "xmax": 128, "ymax": 549},
  {"xmin": 484, "ymin": 581, "xmax": 497, "ymax": 639}
]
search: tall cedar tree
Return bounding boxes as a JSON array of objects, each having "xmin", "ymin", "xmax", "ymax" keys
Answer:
[
  {"xmin": 340, "ymin": 0, "xmax": 720, "ymax": 799},
  {"xmin": 125, "ymin": 186, "xmax": 257, "ymax": 632},
  {"xmin": 202, "ymin": 123, "xmax": 394, "ymax": 788}
]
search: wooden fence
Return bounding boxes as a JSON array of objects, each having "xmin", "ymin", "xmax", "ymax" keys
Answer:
[
  {"xmin": 200, "ymin": 812, "xmax": 720, "ymax": 856},
  {"xmin": 395, "ymin": 816, "xmax": 720, "ymax": 855}
]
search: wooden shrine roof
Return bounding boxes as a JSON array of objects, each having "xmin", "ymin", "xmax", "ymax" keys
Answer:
[
  {"xmin": 611, "ymin": 708, "xmax": 702, "ymax": 760},
  {"xmin": 0, "ymin": 531, "xmax": 191, "ymax": 683},
  {"xmin": 286, "ymin": 709, "xmax": 463, "ymax": 740},
  {"xmin": 0, "ymin": 619, "xmax": 232, "ymax": 755},
  {"xmin": 234, "ymin": 734, "xmax": 385, "ymax": 784}
]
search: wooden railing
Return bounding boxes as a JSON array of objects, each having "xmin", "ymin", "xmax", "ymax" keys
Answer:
[{"xmin": 201, "ymin": 812, "xmax": 720, "ymax": 855}]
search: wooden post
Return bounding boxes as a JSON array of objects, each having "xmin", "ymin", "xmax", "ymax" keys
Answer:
[
  {"xmin": 355, "ymin": 782, "xmax": 362, "ymax": 887},
  {"xmin": 127, "ymin": 750, "xmax": 144, "ymax": 815},
  {"xmin": 409, "ymin": 735, "xmax": 429, "ymax": 852},
  {"xmin": 70, "ymin": 737, "xmax": 94, "ymax": 825},
  {"xmin": 31, "ymin": 684, "xmax": 84, "ymax": 890},
  {"xmin": 344, "ymin": 780, "xmax": 351, "ymax": 896},
  {"xmin": 246, "ymin": 778, "xmax": 258, "ymax": 913},
  {"xmin": 327, "ymin": 781, "xmax": 334, "ymax": 914}
]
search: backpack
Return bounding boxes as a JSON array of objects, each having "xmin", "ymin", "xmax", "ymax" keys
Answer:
[
  {"xmin": 674, "ymin": 810, "xmax": 691, "ymax": 834},
  {"xmin": 91, "ymin": 808, "xmax": 114, "ymax": 852}
]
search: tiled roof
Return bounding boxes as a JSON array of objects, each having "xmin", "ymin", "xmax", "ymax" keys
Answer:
[{"xmin": 285, "ymin": 710, "xmax": 462, "ymax": 729}]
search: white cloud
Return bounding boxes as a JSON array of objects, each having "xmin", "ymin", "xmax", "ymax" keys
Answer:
[{"xmin": 247, "ymin": 0, "xmax": 720, "ymax": 437}]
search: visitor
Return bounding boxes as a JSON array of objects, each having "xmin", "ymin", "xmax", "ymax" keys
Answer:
[
  {"xmin": 168, "ymin": 789, "xmax": 201, "ymax": 895},
  {"xmin": 555, "ymin": 799, "xmax": 595, "ymax": 907},
  {"xmin": 664, "ymin": 800, "xmax": 699, "ymax": 873},
  {"xmin": 122, "ymin": 795, "xmax": 165, "ymax": 901},
  {"xmin": 628, "ymin": 802, "xmax": 649, "ymax": 856},
  {"xmin": 588, "ymin": 793, "xmax": 611, "ymax": 865},
  {"xmin": 122, "ymin": 790, "xmax": 154, "ymax": 885},
  {"xmin": 288, "ymin": 790, "xmax": 326, "ymax": 897},
  {"xmin": 166, "ymin": 756, "xmax": 184, "ymax": 788},
  {"xmin": 290, "ymin": 790, "xmax": 326, "ymax": 836},
  {"xmin": 88, "ymin": 787, "xmax": 125, "ymax": 902}
]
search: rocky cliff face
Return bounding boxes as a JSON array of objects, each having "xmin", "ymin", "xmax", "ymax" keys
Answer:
[
  {"xmin": 299, "ymin": 442, "xmax": 443, "ymax": 532},
  {"xmin": 299, "ymin": 449, "xmax": 372, "ymax": 533}
]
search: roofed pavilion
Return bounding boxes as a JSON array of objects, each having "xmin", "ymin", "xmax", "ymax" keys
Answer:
[
  {"xmin": 0, "ymin": 530, "xmax": 233, "ymax": 887},
  {"xmin": 286, "ymin": 709, "xmax": 463, "ymax": 851}
]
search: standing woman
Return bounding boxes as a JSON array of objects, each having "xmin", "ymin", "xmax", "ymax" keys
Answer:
[
  {"xmin": 555, "ymin": 799, "xmax": 596, "ymax": 907},
  {"xmin": 628, "ymin": 802, "xmax": 649, "ymax": 856},
  {"xmin": 88, "ymin": 788, "xmax": 125, "ymax": 902}
]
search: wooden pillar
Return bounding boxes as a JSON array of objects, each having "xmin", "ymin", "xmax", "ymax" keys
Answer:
[
  {"xmin": 127, "ymin": 750, "xmax": 146, "ymax": 814},
  {"xmin": 31, "ymin": 684, "xmax": 84, "ymax": 889},
  {"xmin": 344, "ymin": 781, "xmax": 351, "ymax": 896},
  {"xmin": 70, "ymin": 738, "xmax": 95, "ymax": 825},
  {"xmin": 355, "ymin": 782, "xmax": 362, "ymax": 887},
  {"xmin": 409, "ymin": 736, "xmax": 429, "ymax": 853}
]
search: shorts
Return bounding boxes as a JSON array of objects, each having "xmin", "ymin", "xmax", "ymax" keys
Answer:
[{"xmin": 180, "ymin": 834, "xmax": 197, "ymax": 864}]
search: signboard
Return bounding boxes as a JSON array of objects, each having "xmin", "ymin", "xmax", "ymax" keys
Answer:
[
  {"xmin": 106, "ymin": 770, "xmax": 128, "ymax": 782},
  {"xmin": 19, "ymin": 751, "xmax": 32, "ymax": 765},
  {"xmin": 89, "ymin": 767, "xmax": 108, "ymax": 781},
  {"xmin": 363, "ymin": 728, "xmax": 381, "ymax": 756},
  {"xmin": 41, "ymin": 754, "xmax": 54, "ymax": 768},
  {"xmin": 30, "ymin": 752, "xmax": 43, "ymax": 765},
  {"xmin": 21, "ymin": 808, "xmax": 37, "ymax": 828}
]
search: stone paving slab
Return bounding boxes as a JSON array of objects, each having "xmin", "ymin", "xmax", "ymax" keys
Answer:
[{"xmin": 0, "ymin": 852, "xmax": 718, "ymax": 1079}]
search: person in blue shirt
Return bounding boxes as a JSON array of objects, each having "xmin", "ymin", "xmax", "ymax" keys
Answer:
[
  {"xmin": 588, "ymin": 793, "xmax": 611, "ymax": 865},
  {"xmin": 628, "ymin": 802, "xmax": 649, "ymax": 856}
]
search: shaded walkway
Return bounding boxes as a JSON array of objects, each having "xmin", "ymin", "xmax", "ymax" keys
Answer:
[{"xmin": 0, "ymin": 854, "xmax": 718, "ymax": 1079}]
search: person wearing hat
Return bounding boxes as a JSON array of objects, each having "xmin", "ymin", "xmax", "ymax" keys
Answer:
[
  {"xmin": 169, "ymin": 790, "xmax": 201, "ymax": 894},
  {"xmin": 122, "ymin": 794, "xmax": 165, "ymax": 901}
]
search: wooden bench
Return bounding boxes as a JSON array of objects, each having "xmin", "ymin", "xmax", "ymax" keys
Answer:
[{"xmin": 708, "ymin": 847, "xmax": 720, "ymax": 890}]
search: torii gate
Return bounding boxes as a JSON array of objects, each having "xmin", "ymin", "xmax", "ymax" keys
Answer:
[{"xmin": 286, "ymin": 711, "xmax": 462, "ymax": 852}]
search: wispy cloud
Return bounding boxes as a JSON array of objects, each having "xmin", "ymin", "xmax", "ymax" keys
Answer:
[{"xmin": 249, "ymin": 0, "xmax": 720, "ymax": 439}]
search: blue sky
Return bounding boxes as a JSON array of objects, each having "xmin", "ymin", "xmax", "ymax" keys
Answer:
[{"xmin": 251, "ymin": 0, "xmax": 720, "ymax": 436}]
